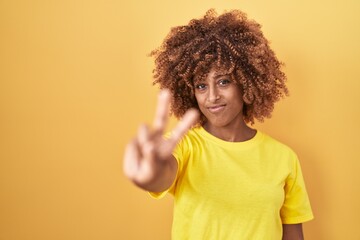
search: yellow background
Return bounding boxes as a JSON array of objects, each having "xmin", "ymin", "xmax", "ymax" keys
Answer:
[{"xmin": 1, "ymin": 1, "xmax": 359, "ymax": 239}]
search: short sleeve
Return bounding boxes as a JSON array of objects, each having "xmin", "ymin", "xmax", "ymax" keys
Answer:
[
  {"xmin": 280, "ymin": 154, "xmax": 314, "ymax": 224},
  {"xmin": 148, "ymin": 133, "xmax": 189, "ymax": 199}
]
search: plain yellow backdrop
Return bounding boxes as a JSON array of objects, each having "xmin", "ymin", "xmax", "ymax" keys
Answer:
[{"xmin": 1, "ymin": 1, "xmax": 359, "ymax": 239}]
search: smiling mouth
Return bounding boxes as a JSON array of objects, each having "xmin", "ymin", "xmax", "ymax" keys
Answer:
[{"xmin": 207, "ymin": 104, "xmax": 226, "ymax": 113}]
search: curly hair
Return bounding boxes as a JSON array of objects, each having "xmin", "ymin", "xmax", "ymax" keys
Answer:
[{"xmin": 150, "ymin": 9, "xmax": 288, "ymax": 124}]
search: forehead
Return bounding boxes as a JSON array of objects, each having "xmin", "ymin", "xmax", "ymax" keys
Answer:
[{"xmin": 209, "ymin": 69, "xmax": 229, "ymax": 78}]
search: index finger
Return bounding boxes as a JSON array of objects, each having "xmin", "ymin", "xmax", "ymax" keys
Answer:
[
  {"xmin": 152, "ymin": 89, "xmax": 171, "ymax": 132},
  {"xmin": 169, "ymin": 108, "xmax": 200, "ymax": 146}
]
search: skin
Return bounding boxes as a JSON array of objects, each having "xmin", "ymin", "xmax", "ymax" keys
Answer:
[
  {"xmin": 283, "ymin": 224, "xmax": 304, "ymax": 240},
  {"xmin": 123, "ymin": 68, "xmax": 305, "ymax": 239},
  {"xmin": 194, "ymin": 68, "xmax": 256, "ymax": 142}
]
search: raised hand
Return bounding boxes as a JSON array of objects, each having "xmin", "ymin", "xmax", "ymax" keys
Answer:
[{"xmin": 123, "ymin": 90, "xmax": 199, "ymax": 192}]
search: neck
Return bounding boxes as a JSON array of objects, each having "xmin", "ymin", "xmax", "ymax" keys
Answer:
[{"xmin": 203, "ymin": 119, "xmax": 256, "ymax": 142}]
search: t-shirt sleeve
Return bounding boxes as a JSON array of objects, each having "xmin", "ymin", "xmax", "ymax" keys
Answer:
[
  {"xmin": 148, "ymin": 134, "xmax": 188, "ymax": 199},
  {"xmin": 280, "ymin": 153, "xmax": 314, "ymax": 224}
]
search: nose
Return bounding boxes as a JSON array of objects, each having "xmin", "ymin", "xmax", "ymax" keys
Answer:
[{"xmin": 208, "ymin": 86, "xmax": 220, "ymax": 103}]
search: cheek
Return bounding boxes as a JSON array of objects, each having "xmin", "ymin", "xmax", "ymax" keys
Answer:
[
  {"xmin": 194, "ymin": 94, "xmax": 207, "ymax": 114},
  {"xmin": 230, "ymin": 88, "xmax": 244, "ymax": 105},
  {"xmin": 194, "ymin": 93, "xmax": 204, "ymax": 106}
]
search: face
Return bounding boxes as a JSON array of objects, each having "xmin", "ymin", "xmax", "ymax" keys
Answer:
[{"xmin": 194, "ymin": 68, "xmax": 245, "ymax": 129}]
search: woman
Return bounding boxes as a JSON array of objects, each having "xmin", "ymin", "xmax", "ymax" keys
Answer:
[{"xmin": 124, "ymin": 9, "xmax": 313, "ymax": 239}]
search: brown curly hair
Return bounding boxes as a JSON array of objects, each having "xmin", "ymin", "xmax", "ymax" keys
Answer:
[{"xmin": 150, "ymin": 9, "xmax": 288, "ymax": 124}]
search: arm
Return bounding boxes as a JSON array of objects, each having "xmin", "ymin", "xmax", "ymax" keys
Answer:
[
  {"xmin": 123, "ymin": 90, "xmax": 199, "ymax": 192},
  {"xmin": 282, "ymin": 224, "xmax": 304, "ymax": 240}
]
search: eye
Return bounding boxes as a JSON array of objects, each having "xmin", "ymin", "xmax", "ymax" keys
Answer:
[
  {"xmin": 218, "ymin": 79, "xmax": 231, "ymax": 86},
  {"xmin": 195, "ymin": 83, "xmax": 207, "ymax": 91}
]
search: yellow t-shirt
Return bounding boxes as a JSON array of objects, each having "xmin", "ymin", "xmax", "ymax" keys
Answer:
[{"xmin": 151, "ymin": 127, "xmax": 313, "ymax": 239}]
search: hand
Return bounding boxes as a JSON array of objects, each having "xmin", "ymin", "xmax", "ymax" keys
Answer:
[{"xmin": 123, "ymin": 89, "xmax": 199, "ymax": 191}]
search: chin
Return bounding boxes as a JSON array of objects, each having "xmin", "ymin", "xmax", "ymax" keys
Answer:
[
  {"xmin": 206, "ymin": 119, "xmax": 230, "ymax": 128},
  {"xmin": 205, "ymin": 115, "xmax": 244, "ymax": 129}
]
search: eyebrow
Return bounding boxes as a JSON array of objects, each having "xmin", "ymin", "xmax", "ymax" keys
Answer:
[{"xmin": 213, "ymin": 73, "xmax": 230, "ymax": 79}]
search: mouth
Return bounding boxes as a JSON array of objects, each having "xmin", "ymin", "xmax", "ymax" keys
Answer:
[{"xmin": 207, "ymin": 104, "xmax": 226, "ymax": 113}]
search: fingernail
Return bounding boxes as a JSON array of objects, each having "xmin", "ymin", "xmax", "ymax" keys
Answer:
[{"xmin": 160, "ymin": 89, "xmax": 170, "ymax": 98}]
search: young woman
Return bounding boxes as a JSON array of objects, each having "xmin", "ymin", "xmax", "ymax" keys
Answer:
[{"xmin": 124, "ymin": 9, "xmax": 313, "ymax": 239}]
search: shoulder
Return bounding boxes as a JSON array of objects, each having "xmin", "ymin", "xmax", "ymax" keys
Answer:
[
  {"xmin": 261, "ymin": 132, "xmax": 296, "ymax": 152},
  {"xmin": 259, "ymin": 132, "xmax": 299, "ymax": 164},
  {"xmin": 177, "ymin": 126, "xmax": 205, "ymax": 148}
]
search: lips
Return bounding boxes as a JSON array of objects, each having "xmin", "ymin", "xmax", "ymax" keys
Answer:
[{"xmin": 207, "ymin": 104, "xmax": 226, "ymax": 113}]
